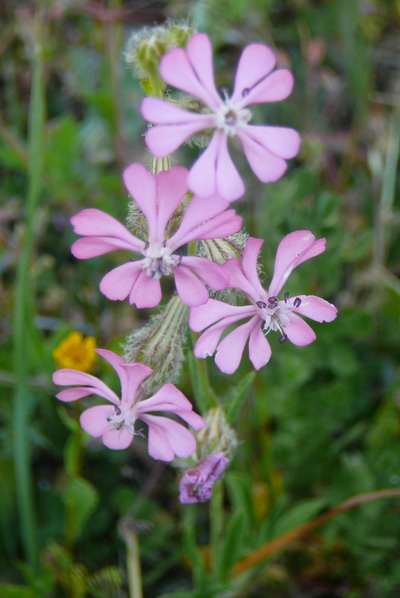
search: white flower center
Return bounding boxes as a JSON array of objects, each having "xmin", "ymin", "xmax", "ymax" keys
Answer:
[
  {"xmin": 214, "ymin": 99, "xmax": 252, "ymax": 137},
  {"xmin": 107, "ymin": 404, "xmax": 136, "ymax": 435},
  {"xmin": 256, "ymin": 295, "xmax": 302, "ymax": 344},
  {"xmin": 142, "ymin": 241, "xmax": 181, "ymax": 279}
]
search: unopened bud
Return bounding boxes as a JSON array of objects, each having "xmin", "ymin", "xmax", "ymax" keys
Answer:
[
  {"xmin": 179, "ymin": 452, "xmax": 229, "ymax": 504},
  {"xmin": 197, "ymin": 232, "xmax": 248, "ymax": 265},
  {"xmin": 196, "ymin": 407, "xmax": 238, "ymax": 459},
  {"xmin": 123, "ymin": 295, "xmax": 189, "ymax": 392},
  {"xmin": 124, "ymin": 22, "xmax": 195, "ymax": 96}
]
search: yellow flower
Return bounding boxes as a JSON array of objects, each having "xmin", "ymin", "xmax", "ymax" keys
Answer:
[{"xmin": 53, "ymin": 332, "xmax": 97, "ymax": 373}]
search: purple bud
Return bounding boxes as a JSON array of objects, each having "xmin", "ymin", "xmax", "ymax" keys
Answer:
[{"xmin": 179, "ymin": 452, "xmax": 229, "ymax": 504}]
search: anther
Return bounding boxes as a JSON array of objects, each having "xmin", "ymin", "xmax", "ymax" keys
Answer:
[
  {"xmin": 162, "ymin": 240, "xmax": 167, "ymax": 248},
  {"xmin": 256, "ymin": 300, "xmax": 266, "ymax": 309},
  {"xmin": 268, "ymin": 296, "xmax": 278, "ymax": 306},
  {"xmin": 115, "ymin": 407, "xmax": 121, "ymax": 416},
  {"xmin": 144, "ymin": 241, "xmax": 149, "ymax": 251},
  {"xmin": 241, "ymin": 87, "xmax": 250, "ymax": 97},
  {"xmin": 279, "ymin": 334, "xmax": 288, "ymax": 344},
  {"xmin": 284, "ymin": 292, "xmax": 289, "ymax": 303},
  {"xmin": 293, "ymin": 297, "xmax": 301, "ymax": 308}
]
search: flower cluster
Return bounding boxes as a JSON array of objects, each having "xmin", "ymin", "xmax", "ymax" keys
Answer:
[{"xmin": 54, "ymin": 30, "xmax": 337, "ymax": 502}]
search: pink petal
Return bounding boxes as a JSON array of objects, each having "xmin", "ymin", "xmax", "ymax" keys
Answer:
[
  {"xmin": 180, "ymin": 256, "xmax": 228, "ymax": 291},
  {"xmin": 189, "ymin": 131, "xmax": 245, "ymax": 202},
  {"xmin": 102, "ymin": 427, "xmax": 133, "ymax": 450},
  {"xmin": 155, "ymin": 166, "xmax": 189, "ymax": 242},
  {"xmin": 215, "ymin": 134, "xmax": 245, "ymax": 201},
  {"xmin": 145, "ymin": 120, "xmax": 212, "ymax": 158},
  {"xmin": 187, "ymin": 132, "xmax": 220, "ymax": 198},
  {"xmin": 141, "ymin": 97, "xmax": 213, "ymax": 125},
  {"xmin": 120, "ymin": 362, "xmax": 153, "ymax": 404},
  {"xmin": 169, "ymin": 191, "xmax": 233, "ymax": 248},
  {"xmin": 129, "ymin": 270, "xmax": 162, "ymax": 308},
  {"xmin": 215, "ymin": 317, "xmax": 259, "ymax": 374},
  {"xmin": 71, "ymin": 237, "xmax": 141, "ymax": 259},
  {"xmin": 122, "ymin": 163, "xmax": 157, "ymax": 236},
  {"xmin": 138, "ymin": 383, "xmax": 192, "ymax": 412},
  {"xmin": 190, "ymin": 298, "xmax": 257, "ymax": 332},
  {"xmin": 95, "ymin": 348, "xmax": 127, "ymax": 387},
  {"xmin": 96, "ymin": 348, "xmax": 152, "ymax": 406},
  {"xmin": 160, "ymin": 41, "xmax": 220, "ymax": 109},
  {"xmin": 55, "ymin": 388, "xmax": 94, "ymax": 402},
  {"xmin": 173, "ymin": 266, "xmax": 209, "ymax": 306},
  {"xmin": 71, "ymin": 209, "xmax": 142, "ymax": 250},
  {"xmin": 170, "ymin": 205, "xmax": 242, "ymax": 249},
  {"xmin": 137, "ymin": 383, "xmax": 205, "ymax": 430},
  {"xmin": 248, "ymin": 323, "xmax": 272, "ymax": 370},
  {"xmin": 290, "ymin": 295, "xmax": 338, "ymax": 323},
  {"xmin": 194, "ymin": 313, "xmax": 252, "ymax": 359},
  {"xmin": 243, "ymin": 69, "xmax": 294, "ymax": 106},
  {"xmin": 241, "ymin": 237, "xmax": 267, "ymax": 299},
  {"xmin": 237, "ymin": 128, "xmax": 288, "ymax": 183},
  {"xmin": 285, "ymin": 312, "xmax": 316, "ymax": 346},
  {"xmin": 268, "ymin": 231, "xmax": 326, "ymax": 297},
  {"xmin": 80, "ymin": 405, "xmax": 114, "ymax": 438},
  {"xmin": 100, "ymin": 262, "xmax": 143, "ymax": 302},
  {"xmin": 231, "ymin": 44, "xmax": 276, "ymax": 104},
  {"xmin": 53, "ymin": 369, "xmax": 119, "ymax": 404},
  {"xmin": 186, "ymin": 33, "xmax": 221, "ymax": 108},
  {"xmin": 244, "ymin": 125, "xmax": 301, "ymax": 159},
  {"xmin": 222, "ymin": 258, "xmax": 262, "ymax": 301},
  {"xmin": 142, "ymin": 414, "xmax": 197, "ymax": 461}
]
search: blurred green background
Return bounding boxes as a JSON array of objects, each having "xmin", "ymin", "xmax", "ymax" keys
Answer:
[{"xmin": 1, "ymin": 0, "xmax": 400, "ymax": 596}]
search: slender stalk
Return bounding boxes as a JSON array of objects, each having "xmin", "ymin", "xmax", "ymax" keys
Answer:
[
  {"xmin": 12, "ymin": 5, "xmax": 45, "ymax": 570},
  {"xmin": 210, "ymin": 480, "xmax": 224, "ymax": 582},
  {"xmin": 123, "ymin": 525, "xmax": 143, "ymax": 598}
]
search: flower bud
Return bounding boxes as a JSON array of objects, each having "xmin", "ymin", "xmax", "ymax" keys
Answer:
[
  {"xmin": 196, "ymin": 407, "xmax": 238, "ymax": 459},
  {"xmin": 179, "ymin": 452, "xmax": 229, "ymax": 504},
  {"xmin": 123, "ymin": 295, "xmax": 189, "ymax": 392},
  {"xmin": 124, "ymin": 22, "xmax": 195, "ymax": 96},
  {"xmin": 197, "ymin": 232, "xmax": 248, "ymax": 265}
]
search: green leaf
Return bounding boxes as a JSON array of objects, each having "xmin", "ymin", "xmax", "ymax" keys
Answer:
[
  {"xmin": 63, "ymin": 477, "xmax": 99, "ymax": 543},
  {"xmin": 226, "ymin": 371, "xmax": 255, "ymax": 423},
  {"xmin": 0, "ymin": 586, "xmax": 36, "ymax": 598},
  {"xmin": 273, "ymin": 498, "xmax": 326, "ymax": 537},
  {"xmin": 216, "ymin": 510, "xmax": 246, "ymax": 581}
]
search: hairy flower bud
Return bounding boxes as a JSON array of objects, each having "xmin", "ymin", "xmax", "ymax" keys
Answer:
[
  {"xmin": 197, "ymin": 233, "xmax": 248, "ymax": 265},
  {"xmin": 123, "ymin": 295, "xmax": 189, "ymax": 392},
  {"xmin": 196, "ymin": 408, "xmax": 238, "ymax": 459},
  {"xmin": 124, "ymin": 21, "xmax": 195, "ymax": 96}
]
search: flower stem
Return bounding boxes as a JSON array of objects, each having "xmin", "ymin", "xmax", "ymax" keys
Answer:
[
  {"xmin": 124, "ymin": 525, "xmax": 143, "ymax": 598},
  {"xmin": 12, "ymin": 4, "xmax": 45, "ymax": 570},
  {"xmin": 210, "ymin": 479, "xmax": 224, "ymax": 582}
]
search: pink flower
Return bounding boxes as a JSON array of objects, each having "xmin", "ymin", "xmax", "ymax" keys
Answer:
[
  {"xmin": 71, "ymin": 163, "xmax": 242, "ymax": 308},
  {"xmin": 53, "ymin": 348, "xmax": 205, "ymax": 459},
  {"xmin": 190, "ymin": 232, "xmax": 338, "ymax": 374},
  {"xmin": 141, "ymin": 33, "xmax": 301, "ymax": 202},
  {"xmin": 179, "ymin": 452, "xmax": 229, "ymax": 504}
]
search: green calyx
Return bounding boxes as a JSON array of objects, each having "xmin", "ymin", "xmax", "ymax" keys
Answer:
[{"xmin": 124, "ymin": 22, "xmax": 195, "ymax": 97}]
